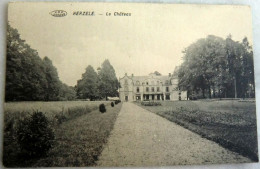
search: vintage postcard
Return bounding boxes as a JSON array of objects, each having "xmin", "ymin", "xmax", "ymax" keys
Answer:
[{"xmin": 3, "ymin": 2, "xmax": 258, "ymax": 167}]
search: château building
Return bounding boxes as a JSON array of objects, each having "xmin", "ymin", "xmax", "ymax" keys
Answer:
[{"xmin": 119, "ymin": 73, "xmax": 187, "ymax": 102}]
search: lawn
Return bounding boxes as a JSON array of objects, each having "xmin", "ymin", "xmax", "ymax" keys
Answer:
[
  {"xmin": 136, "ymin": 100, "xmax": 258, "ymax": 161},
  {"xmin": 3, "ymin": 101, "xmax": 122, "ymax": 167}
]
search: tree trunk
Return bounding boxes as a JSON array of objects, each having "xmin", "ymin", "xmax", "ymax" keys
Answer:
[
  {"xmin": 213, "ymin": 85, "xmax": 216, "ymax": 98},
  {"xmin": 208, "ymin": 85, "xmax": 211, "ymax": 99},
  {"xmin": 234, "ymin": 76, "xmax": 237, "ymax": 98}
]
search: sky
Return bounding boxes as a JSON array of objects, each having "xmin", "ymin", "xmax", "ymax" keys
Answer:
[{"xmin": 8, "ymin": 2, "xmax": 253, "ymax": 86}]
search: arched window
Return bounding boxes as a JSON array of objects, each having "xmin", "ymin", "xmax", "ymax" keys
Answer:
[{"xmin": 137, "ymin": 87, "xmax": 140, "ymax": 93}]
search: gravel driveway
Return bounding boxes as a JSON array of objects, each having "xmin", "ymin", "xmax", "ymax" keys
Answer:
[{"xmin": 97, "ymin": 102, "xmax": 251, "ymax": 167}]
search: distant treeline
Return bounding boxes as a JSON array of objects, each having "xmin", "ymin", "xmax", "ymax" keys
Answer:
[
  {"xmin": 175, "ymin": 35, "xmax": 255, "ymax": 99},
  {"xmin": 6, "ymin": 24, "xmax": 119, "ymax": 102}
]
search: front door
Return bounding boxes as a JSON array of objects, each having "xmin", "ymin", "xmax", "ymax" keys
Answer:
[{"xmin": 125, "ymin": 96, "xmax": 128, "ymax": 101}]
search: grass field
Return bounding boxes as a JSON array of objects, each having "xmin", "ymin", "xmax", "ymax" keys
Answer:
[
  {"xmin": 136, "ymin": 100, "xmax": 258, "ymax": 161},
  {"xmin": 3, "ymin": 101, "xmax": 122, "ymax": 167}
]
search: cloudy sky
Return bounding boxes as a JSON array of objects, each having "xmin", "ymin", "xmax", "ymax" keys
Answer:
[{"xmin": 8, "ymin": 2, "xmax": 253, "ymax": 86}]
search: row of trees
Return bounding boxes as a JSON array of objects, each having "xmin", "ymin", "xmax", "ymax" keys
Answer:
[
  {"xmin": 6, "ymin": 24, "xmax": 119, "ymax": 101},
  {"xmin": 175, "ymin": 35, "xmax": 255, "ymax": 99},
  {"xmin": 76, "ymin": 60, "xmax": 119, "ymax": 100},
  {"xmin": 6, "ymin": 24, "xmax": 76, "ymax": 101}
]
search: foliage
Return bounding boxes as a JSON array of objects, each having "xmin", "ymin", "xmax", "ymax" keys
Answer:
[
  {"xmin": 16, "ymin": 112, "xmax": 54, "ymax": 157},
  {"xmin": 43, "ymin": 57, "xmax": 61, "ymax": 101},
  {"xmin": 59, "ymin": 83, "xmax": 76, "ymax": 101},
  {"xmin": 31, "ymin": 102, "xmax": 123, "ymax": 167},
  {"xmin": 76, "ymin": 65, "xmax": 98, "ymax": 100},
  {"xmin": 176, "ymin": 35, "xmax": 255, "ymax": 99},
  {"xmin": 99, "ymin": 103, "xmax": 106, "ymax": 113},
  {"xmin": 3, "ymin": 101, "xmax": 110, "ymax": 167},
  {"xmin": 111, "ymin": 102, "xmax": 114, "ymax": 107},
  {"xmin": 6, "ymin": 23, "xmax": 76, "ymax": 101},
  {"xmin": 141, "ymin": 101, "xmax": 162, "ymax": 106},
  {"xmin": 97, "ymin": 59, "xmax": 119, "ymax": 99}
]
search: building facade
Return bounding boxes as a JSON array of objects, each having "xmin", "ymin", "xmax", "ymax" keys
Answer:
[{"xmin": 119, "ymin": 73, "xmax": 187, "ymax": 102}]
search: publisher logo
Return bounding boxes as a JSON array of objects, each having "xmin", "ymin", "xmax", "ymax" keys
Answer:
[{"xmin": 50, "ymin": 10, "xmax": 67, "ymax": 17}]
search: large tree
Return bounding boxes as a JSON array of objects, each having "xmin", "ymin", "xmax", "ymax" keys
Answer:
[
  {"xmin": 98, "ymin": 60, "xmax": 119, "ymax": 99},
  {"xmin": 43, "ymin": 57, "xmax": 61, "ymax": 101},
  {"xmin": 177, "ymin": 35, "xmax": 255, "ymax": 99},
  {"xmin": 76, "ymin": 65, "xmax": 98, "ymax": 100},
  {"xmin": 6, "ymin": 23, "xmax": 75, "ymax": 101},
  {"xmin": 6, "ymin": 23, "xmax": 47, "ymax": 101}
]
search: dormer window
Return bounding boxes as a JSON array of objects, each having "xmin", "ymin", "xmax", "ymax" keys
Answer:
[
  {"xmin": 137, "ymin": 87, "xmax": 140, "ymax": 93},
  {"xmin": 146, "ymin": 82, "xmax": 149, "ymax": 85}
]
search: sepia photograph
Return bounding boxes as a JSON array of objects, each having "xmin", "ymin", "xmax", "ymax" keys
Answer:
[{"xmin": 2, "ymin": 2, "xmax": 259, "ymax": 167}]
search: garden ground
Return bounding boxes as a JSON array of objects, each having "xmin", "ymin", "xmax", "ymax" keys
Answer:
[
  {"xmin": 3, "ymin": 101, "xmax": 122, "ymax": 167},
  {"xmin": 135, "ymin": 100, "xmax": 258, "ymax": 162},
  {"xmin": 97, "ymin": 102, "xmax": 251, "ymax": 166}
]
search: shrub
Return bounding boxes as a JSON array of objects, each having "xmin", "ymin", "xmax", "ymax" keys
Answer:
[
  {"xmin": 111, "ymin": 102, "xmax": 114, "ymax": 107},
  {"xmin": 55, "ymin": 113, "xmax": 67, "ymax": 124},
  {"xmin": 115, "ymin": 100, "xmax": 121, "ymax": 104},
  {"xmin": 141, "ymin": 101, "xmax": 162, "ymax": 106},
  {"xmin": 16, "ymin": 111, "xmax": 54, "ymax": 157},
  {"xmin": 99, "ymin": 104, "xmax": 106, "ymax": 113}
]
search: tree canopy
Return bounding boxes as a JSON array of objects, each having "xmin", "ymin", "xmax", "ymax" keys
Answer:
[
  {"xmin": 176, "ymin": 35, "xmax": 254, "ymax": 99},
  {"xmin": 76, "ymin": 60, "xmax": 119, "ymax": 100},
  {"xmin": 76, "ymin": 65, "xmax": 98, "ymax": 100},
  {"xmin": 6, "ymin": 23, "xmax": 76, "ymax": 101}
]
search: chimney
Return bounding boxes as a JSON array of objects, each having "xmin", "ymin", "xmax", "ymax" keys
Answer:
[
  {"xmin": 125, "ymin": 73, "xmax": 127, "ymax": 76},
  {"xmin": 132, "ymin": 73, "xmax": 134, "ymax": 77},
  {"xmin": 169, "ymin": 73, "xmax": 171, "ymax": 77}
]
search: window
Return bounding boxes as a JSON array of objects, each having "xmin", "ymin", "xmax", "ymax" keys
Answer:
[
  {"xmin": 137, "ymin": 87, "xmax": 140, "ymax": 93},
  {"xmin": 166, "ymin": 87, "xmax": 169, "ymax": 92},
  {"xmin": 146, "ymin": 87, "xmax": 149, "ymax": 92},
  {"xmin": 136, "ymin": 81, "xmax": 140, "ymax": 85},
  {"xmin": 157, "ymin": 87, "xmax": 160, "ymax": 92},
  {"xmin": 146, "ymin": 82, "xmax": 149, "ymax": 85},
  {"xmin": 151, "ymin": 87, "xmax": 154, "ymax": 92},
  {"xmin": 151, "ymin": 81, "xmax": 154, "ymax": 85},
  {"xmin": 125, "ymin": 79, "xmax": 128, "ymax": 85},
  {"xmin": 165, "ymin": 80, "xmax": 169, "ymax": 85}
]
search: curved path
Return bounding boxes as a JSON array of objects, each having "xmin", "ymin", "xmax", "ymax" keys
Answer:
[{"xmin": 97, "ymin": 102, "xmax": 251, "ymax": 167}]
